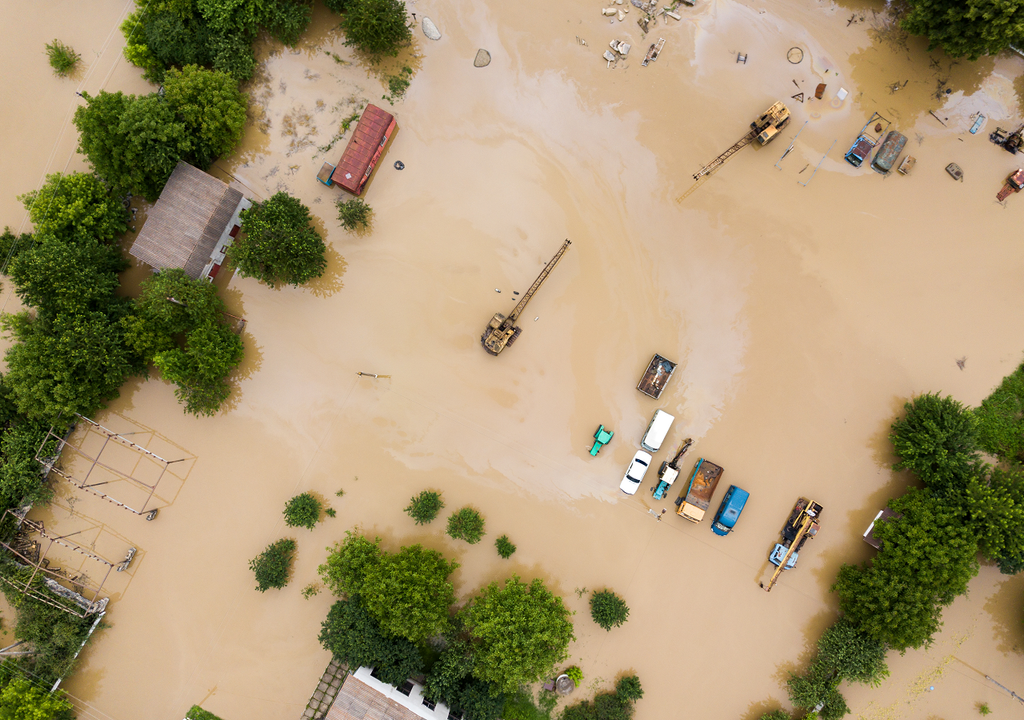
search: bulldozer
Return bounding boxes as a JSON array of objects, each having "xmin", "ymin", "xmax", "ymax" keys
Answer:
[{"xmin": 481, "ymin": 239, "xmax": 572, "ymax": 356}]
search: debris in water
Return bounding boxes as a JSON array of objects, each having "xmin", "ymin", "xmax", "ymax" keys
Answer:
[
  {"xmin": 609, "ymin": 39, "xmax": 631, "ymax": 57},
  {"xmin": 394, "ymin": 161, "xmax": 405, "ymax": 170},
  {"xmin": 956, "ymin": 356, "xmax": 966, "ymax": 370},
  {"xmin": 787, "ymin": 47, "xmax": 803, "ymax": 64},
  {"xmin": 495, "ymin": 288, "xmax": 501, "ymax": 293},
  {"xmin": 737, "ymin": 51, "xmax": 748, "ymax": 64},
  {"xmin": 816, "ymin": 83, "xmax": 827, "ymax": 99},
  {"xmin": 602, "ymin": 8, "xmax": 617, "ymax": 15},
  {"xmin": 474, "ymin": 49, "xmax": 491, "ymax": 67},
  {"xmin": 422, "ymin": 17, "xmax": 441, "ymax": 40},
  {"xmin": 791, "ymin": 92, "xmax": 804, "ymax": 103},
  {"xmin": 575, "ymin": 36, "xmax": 588, "ymax": 46}
]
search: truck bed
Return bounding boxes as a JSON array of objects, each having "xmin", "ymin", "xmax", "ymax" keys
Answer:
[
  {"xmin": 675, "ymin": 459, "xmax": 723, "ymax": 523},
  {"xmin": 636, "ymin": 354, "xmax": 677, "ymax": 399}
]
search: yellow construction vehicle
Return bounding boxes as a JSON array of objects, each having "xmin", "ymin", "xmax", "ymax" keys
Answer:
[
  {"xmin": 481, "ymin": 239, "xmax": 571, "ymax": 356},
  {"xmin": 764, "ymin": 497, "xmax": 822, "ymax": 592}
]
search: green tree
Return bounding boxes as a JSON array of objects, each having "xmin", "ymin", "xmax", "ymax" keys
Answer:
[
  {"xmin": 162, "ymin": 65, "xmax": 247, "ymax": 169},
  {"xmin": 787, "ymin": 661, "xmax": 850, "ymax": 720},
  {"xmin": 901, "ymin": 0, "xmax": 1024, "ymax": 60},
  {"xmin": 462, "ymin": 576, "xmax": 575, "ymax": 694},
  {"xmin": 890, "ymin": 393, "xmax": 980, "ymax": 496},
  {"xmin": 361, "ymin": 544, "xmax": 458, "ymax": 641},
  {"xmin": 8, "ymin": 235, "xmax": 126, "ymax": 320},
  {"xmin": 249, "ymin": 538, "xmax": 296, "ymax": 591},
  {"xmin": 966, "ymin": 467, "xmax": 1024, "ymax": 572},
  {"xmin": 832, "ymin": 489, "xmax": 979, "ymax": 651},
  {"xmin": 758, "ymin": 713, "xmax": 791, "ymax": 720},
  {"xmin": 0, "ymin": 677, "xmax": 72, "ymax": 719},
  {"xmin": 283, "ymin": 492, "xmax": 322, "ymax": 530},
  {"xmin": 231, "ymin": 192, "xmax": 327, "ymax": 287},
  {"xmin": 0, "ymin": 590, "xmax": 95, "ymax": 685},
  {"xmin": 446, "ymin": 507, "xmax": 485, "ymax": 544},
  {"xmin": 339, "ymin": 0, "xmax": 413, "ymax": 58},
  {"xmin": 0, "ymin": 228, "xmax": 36, "ymax": 266},
  {"xmin": 337, "ymin": 197, "xmax": 372, "ymax": 232},
  {"xmin": 18, "ymin": 172, "xmax": 127, "ymax": 244},
  {"xmin": 456, "ymin": 680, "xmax": 505, "ymax": 720},
  {"xmin": 816, "ymin": 619, "xmax": 889, "ymax": 686},
  {"xmin": 976, "ymin": 362, "xmax": 1024, "ymax": 462},
  {"xmin": 319, "ymin": 530, "xmax": 382, "ymax": 596},
  {"xmin": 0, "ymin": 421, "xmax": 55, "ymax": 508},
  {"xmin": 1, "ymin": 311, "xmax": 137, "ymax": 422},
  {"xmin": 318, "ymin": 595, "xmax": 423, "ymax": 685},
  {"xmin": 153, "ymin": 319, "xmax": 244, "ymax": 416},
  {"xmin": 589, "ymin": 589, "xmax": 629, "ymax": 631},
  {"xmin": 615, "ymin": 675, "xmax": 643, "ymax": 703},
  {"xmin": 422, "ymin": 638, "xmax": 475, "ymax": 706}
]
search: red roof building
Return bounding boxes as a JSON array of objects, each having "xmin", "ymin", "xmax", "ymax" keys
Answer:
[{"xmin": 332, "ymin": 104, "xmax": 397, "ymax": 195}]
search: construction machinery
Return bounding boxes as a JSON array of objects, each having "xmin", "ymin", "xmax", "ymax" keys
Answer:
[
  {"xmin": 677, "ymin": 102, "xmax": 791, "ymax": 202},
  {"xmin": 764, "ymin": 497, "xmax": 822, "ymax": 592},
  {"xmin": 990, "ymin": 124, "xmax": 1024, "ymax": 154},
  {"xmin": 997, "ymin": 169, "xmax": 1024, "ymax": 202},
  {"xmin": 653, "ymin": 437, "xmax": 693, "ymax": 500},
  {"xmin": 481, "ymin": 239, "xmax": 572, "ymax": 356}
]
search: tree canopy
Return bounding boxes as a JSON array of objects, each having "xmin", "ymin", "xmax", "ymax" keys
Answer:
[
  {"xmin": 815, "ymin": 619, "xmax": 889, "ymax": 687},
  {"xmin": 361, "ymin": 545, "xmax": 458, "ymax": 642},
  {"xmin": 318, "ymin": 595, "xmax": 423, "ymax": 686},
  {"xmin": 18, "ymin": 172, "xmax": 126, "ymax": 244},
  {"xmin": 163, "ymin": 64, "xmax": 247, "ymax": 169},
  {"xmin": 338, "ymin": 0, "xmax": 413, "ymax": 58},
  {"xmin": 901, "ymin": 0, "xmax": 1024, "ymax": 60},
  {"xmin": 832, "ymin": 489, "xmax": 979, "ymax": 651},
  {"xmin": 967, "ymin": 467, "xmax": 1024, "ymax": 573},
  {"xmin": 889, "ymin": 393, "xmax": 980, "ymax": 496},
  {"xmin": 318, "ymin": 530, "xmax": 382, "ymax": 597},
  {"xmin": 230, "ymin": 192, "xmax": 327, "ymax": 287},
  {"xmin": 0, "ymin": 677, "xmax": 72, "ymax": 720},
  {"xmin": 461, "ymin": 576, "xmax": 575, "ymax": 694}
]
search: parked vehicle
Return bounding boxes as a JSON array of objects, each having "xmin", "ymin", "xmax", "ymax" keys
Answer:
[
  {"xmin": 764, "ymin": 497, "xmax": 823, "ymax": 592},
  {"xmin": 652, "ymin": 438, "xmax": 693, "ymax": 500},
  {"xmin": 871, "ymin": 131, "xmax": 908, "ymax": 174},
  {"xmin": 674, "ymin": 458, "xmax": 723, "ymax": 523},
  {"xmin": 620, "ymin": 451, "xmax": 652, "ymax": 495},
  {"xmin": 640, "ymin": 409, "xmax": 674, "ymax": 453},
  {"xmin": 711, "ymin": 485, "xmax": 749, "ymax": 536},
  {"xmin": 590, "ymin": 425, "xmax": 614, "ymax": 456},
  {"xmin": 844, "ymin": 112, "xmax": 890, "ymax": 167},
  {"xmin": 636, "ymin": 354, "xmax": 676, "ymax": 400}
]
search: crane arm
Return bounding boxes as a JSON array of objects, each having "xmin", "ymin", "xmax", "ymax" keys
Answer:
[{"xmin": 507, "ymin": 239, "xmax": 572, "ymax": 322}]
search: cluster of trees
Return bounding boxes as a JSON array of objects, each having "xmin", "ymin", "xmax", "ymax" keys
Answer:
[
  {"xmin": 230, "ymin": 192, "xmax": 327, "ymax": 287},
  {"xmin": 316, "ymin": 531, "xmax": 575, "ymax": 720},
  {"xmin": 770, "ymin": 390, "xmax": 1024, "ymax": 720},
  {"xmin": 121, "ymin": 0, "xmax": 314, "ymax": 83},
  {"xmin": 560, "ymin": 675, "xmax": 643, "ymax": 720},
  {"xmin": 74, "ymin": 64, "xmax": 247, "ymax": 200},
  {"xmin": 900, "ymin": 0, "xmax": 1024, "ymax": 60}
]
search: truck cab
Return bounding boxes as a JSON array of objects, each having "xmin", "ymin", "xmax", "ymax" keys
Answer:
[{"xmin": 711, "ymin": 485, "xmax": 749, "ymax": 536}]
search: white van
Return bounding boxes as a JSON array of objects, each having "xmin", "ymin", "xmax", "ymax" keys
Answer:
[{"xmin": 641, "ymin": 409, "xmax": 675, "ymax": 453}]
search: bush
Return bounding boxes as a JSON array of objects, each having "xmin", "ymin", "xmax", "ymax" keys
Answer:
[
  {"xmin": 186, "ymin": 707, "xmax": 225, "ymax": 720},
  {"xmin": 565, "ymin": 666, "xmax": 583, "ymax": 685},
  {"xmin": 590, "ymin": 589, "xmax": 629, "ymax": 630},
  {"xmin": 250, "ymin": 538, "xmax": 296, "ymax": 592},
  {"xmin": 339, "ymin": 0, "xmax": 413, "ymax": 58},
  {"xmin": 45, "ymin": 40, "xmax": 80, "ymax": 77},
  {"xmin": 284, "ymin": 492, "xmax": 322, "ymax": 530},
  {"xmin": 758, "ymin": 712, "xmax": 791, "ymax": 720},
  {"xmin": 405, "ymin": 490, "xmax": 444, "ymax": 524},
  {"xmin": 495, "ymin": 534, "xmax": 516, "ymax": 559},
  {"xmin": 976, "ymin": 362, "xmax": 1024, "ymax": 462},
  {"xmin": 447, "ymin": 507, "xmax": 485, "ymax": 544},
  {"xmin": 615, "ymin": 675, "xmax": 643, "ymax": 703},
  {"xmin": 890, "ymin": 393, "xmax": 980, "ymax": 496},
  {"xmin": 337, "ymin": 197, "xmax": 372, "ymax": 232},
  {"xmin": 385, "ymin": 67, "xmax": 412, "ymax": 101}
]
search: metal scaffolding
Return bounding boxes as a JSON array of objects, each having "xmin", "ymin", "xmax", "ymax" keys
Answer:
[
  {"xmin": 35, "ymin": 414, "xmax": 189, "ymax": 520},
  {"xmin": 0, "ymin": 509, "xmax": 111, "ymax": 617}
]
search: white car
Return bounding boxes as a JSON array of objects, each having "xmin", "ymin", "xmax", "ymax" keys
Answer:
[{"xmin": 619, "ymin": 450, "xmax": 653, "ymax": 495}]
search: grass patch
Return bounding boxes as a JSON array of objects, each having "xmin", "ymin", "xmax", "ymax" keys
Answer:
[
  {"xmin": 383, "ymin": 67, "xmax": 413, "ymax": 102},
  {"xmin": 45, "ymin": 40, "xmax": 80, "ymax": 77}
]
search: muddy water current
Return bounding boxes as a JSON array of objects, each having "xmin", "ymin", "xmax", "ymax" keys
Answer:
[{"xmin": 2, "ymin": 0, "xmax": 1024, "ymax": 718}]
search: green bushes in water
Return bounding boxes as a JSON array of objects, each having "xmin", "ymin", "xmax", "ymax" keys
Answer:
[
  {"xmin": 283, "ymin": 492, "xmax": 322, "ymax": 530},
  {"xmin": 495, "ymin": 534, "xmax": 516, "ymax": 558},
  {"xmin": 560, "ymin": 675, "xmax": 643, "ymax": 720},
  {"xmin": 45, "ymin": 40, "xmax": 80, "ymax": 77},
  {"xmin": 404, "ymin": 490, "xmax": 443, "ymax": 524},
  {"xmin": 446, "ymin": 507, "xmax": 485, "ymax": 544},
  {"xmin": 589, "ymin": 589, "xmax": 629, "ymax": 631},
  {"xmin": 186, "ymin": 707, "xmax": 225, "ymax": 720},
  {"xmin": 337, "ymin": 198, "xmax": 373, "ymax": 232},
  {"xmin": 250, "ymin": 538, "xmax": 296, "ymax": 592}
]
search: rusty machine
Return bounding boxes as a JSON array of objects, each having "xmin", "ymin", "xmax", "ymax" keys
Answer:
[
  {"xmin": 481, "ymin": 239, "xmax": 572, "ymax": 356},
  {"xmin": 677, "ymin": 102, "xmax": 791, "ymax": 201}
]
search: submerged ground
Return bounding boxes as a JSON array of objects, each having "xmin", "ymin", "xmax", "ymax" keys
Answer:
[{"xmin": 1, "ymin": 0, "xmax": 1024, "ymax": 718}]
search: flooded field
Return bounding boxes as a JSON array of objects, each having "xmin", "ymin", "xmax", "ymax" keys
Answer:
[{"xmin": 2, "ymin": 0, "xmax": 1024, "ymax": 719}]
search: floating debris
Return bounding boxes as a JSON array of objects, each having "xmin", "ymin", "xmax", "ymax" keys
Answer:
[
  {"xmin": 956, "ymin": 356, "xmax": 967, "ymax": 370},
  {"xmin": 422, "ymin": 17, "xmax": 441, "ymax": 41},
  {"xmin": 642, "ymin": 38, "xmax": 665, "ymax": 66},
  {"xmin": 736, "ymin": 51, "xmax": 748, "ymax": 64},
  {"xmin": 575, "ymin": 35, "xmax": 588, "ymax": 46},
  {"xmin": 474, "ymin": 49, "xmax": 491, "ymax": 67},
  {"xmin": 609, "ymin": 39, "xmax": 631, "ymax": 57},
  {"xmin": 946, "ymin": 162, "xmax": 963, "ymax": 181},
  {"xmin": 394, "ymin": 161, "xmax": 405, "ymax": 170},
  {"xmin": 787, "ymin": 47, "xmax": 803, "ymax": 64}
]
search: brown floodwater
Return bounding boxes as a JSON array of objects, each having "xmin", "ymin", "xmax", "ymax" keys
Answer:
[{"xmin": 2, "ymin": 0, "xmax": 1024, "ymax": 718}]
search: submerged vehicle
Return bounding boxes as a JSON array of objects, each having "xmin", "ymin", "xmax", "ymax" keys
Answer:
[
  {"xmin": 844, "ymin": 112, "xmax": 890, "ymax": 167},
  {"xmin": 640, "ymin": 409, "xmax": 675, "ymax": 453},
  {"xmin": 590, "ymin": 425, "xmax": 614, "ymax": 456},
  {"xmin": 620, "ymin": 451, "xmax": 652, "ymax": 495},
  {"xmin": 652, "ymin": 437, "xmax": 693, "ymax": 500},
  {"xmin": 636, "ymin": 354, "xmax": 676, "ymax": 400},
  {"xmin": 481, "ymin": 239, "xmax": 571, "ymax": 356},
  {"xmin": 711, "ymin": 485, "xmax": 750, "ymax": 536},
  {"xmin": 871, "ymin": 131, "xmax": 908, "ymax": 174},
  {"xmin": 996, "ymin": 168, "xmax": 1024, "ymax": 201},
  {"xmin": 675, "ymin": 458, "xmax": 723, "ymax": 523},
  {"xmin": 764, "ymin": 498, "xmax": 822, "ymax": 592}
]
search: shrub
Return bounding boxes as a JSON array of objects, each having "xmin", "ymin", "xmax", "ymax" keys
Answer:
[
  {"xmin": 447, "ymin": 507, "xmax": 485, "ymax": 544},
  {"xmin": 337, "ymin": 197, "xmax": 372, "ymax": 232},
  {"xmin": 284, "ymin": 492, "xmax": 322, "ymax": 530},
  {"xmin": 302, "ymin": 583, "xmax": 321, "ymax": 599},
  {"xmin": 45, "ymin": 40, "xmax": 80, "ymax": 77},
  {"xmin": 758, "ymin": 712, "xmax": 791, "ymax": 720},
  {"xmin": 495, "ymin": 534, "xmax": 516, "ymax": 558},
  {"xmin": 979, "ymin": 702, "xmax": 992, "ymax": 715},
  {"xmin": 890, "ymin": 393, "xmax": 980, "ymax": 496},
  {"xmin": 615, "ymin": 675, "xmax": 643, "ymax": 703},
  {"xmin": 186, "ymin": 707, "xmax": 225, "ymax": 720},
  {"xmin": 385, "ymin": 67, "xmax": 412, "ymax": 101},
  {"xmin": 325, "ymin": 507, "xmax": 337, "ymax": 518},
  {"xmin": 405, "ymin": 490, "xmax": 444, "ymax": 524},
  {"xmin": 250, "ymin": 538, "xmax": 296, "ymax": 592},
  {"xmin": 565, "ymin": 666, "xmax": 583, "ymax": 685},
  {"xmin": 590, "ymin": 589, "xmax": 629, "ymax": 630}
]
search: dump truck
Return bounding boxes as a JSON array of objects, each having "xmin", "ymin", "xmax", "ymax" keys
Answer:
[
  {"xmin": 674, "ymin": 458, "xmax": 723, "ymax": 523},
  {"xmin": 481, "ymin": 239, "xmax": 571, "ymax": 356}
]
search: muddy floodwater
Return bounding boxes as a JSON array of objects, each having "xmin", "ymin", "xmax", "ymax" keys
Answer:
[{"xmin": 2, "ymin": 0, "xmax": 1024, "ymax": 718}]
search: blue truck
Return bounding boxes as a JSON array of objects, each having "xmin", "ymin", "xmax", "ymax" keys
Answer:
[{"xmin": 711, "ymin": 485, "xmax": 750, "ymax": 536}]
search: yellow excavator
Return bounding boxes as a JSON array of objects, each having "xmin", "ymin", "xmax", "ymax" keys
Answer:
[
  {"xmin": 764, "ymin": 497, "xmax": 822, "ymax": 592},
  {"xmin": 481, "ymin": 239, "xmax": 572, "ymax": 356}
]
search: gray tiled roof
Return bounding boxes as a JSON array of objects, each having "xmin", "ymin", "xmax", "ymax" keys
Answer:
[{"xmin": 130, "ymin": 162, "xmax": 243, "ymax": 279}]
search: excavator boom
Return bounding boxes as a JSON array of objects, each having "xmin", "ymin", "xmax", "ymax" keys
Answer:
[{"xmin": 507, "ymin": 239, "xmax": 572, "ymax": 322}]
